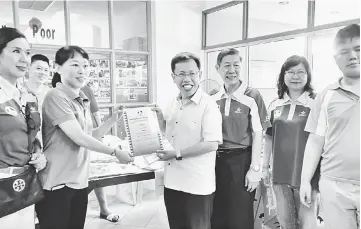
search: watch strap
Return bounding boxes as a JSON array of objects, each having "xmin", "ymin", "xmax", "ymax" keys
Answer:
[
  {"xmin": 111, "ymin": 148, "xmax": 116, "ymax": 156},
  {"xmin": 176, "ymin": 149, "xmax": 182, "ymax": 160}
]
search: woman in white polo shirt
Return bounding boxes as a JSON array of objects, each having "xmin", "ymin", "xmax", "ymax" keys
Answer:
[
  {"xmin": 262, "ymin": 55, "xmax": 320, "ymax": 229},
  {"xmin": 36, "ymin": 46, "xmax": 133, "ymax": 229}
]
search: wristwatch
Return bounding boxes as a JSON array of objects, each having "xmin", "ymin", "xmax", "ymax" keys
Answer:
[
  {"xmin": 175, "ymin": 149, "xmax": 182, "ymax": 161},
  {"xmin": 111, "ymin": 148, "xmax": 117, "ymax": 156},
  {"xmin": 250, "ymin": 164, "xmax": 260, "ymax": 172}
]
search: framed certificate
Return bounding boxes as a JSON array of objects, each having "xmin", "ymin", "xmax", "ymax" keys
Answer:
[{"xmin": 123, "ymin": 107, "xmax": 163, "ymax": 156}]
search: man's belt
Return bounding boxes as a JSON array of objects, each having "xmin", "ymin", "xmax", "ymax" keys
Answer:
[{"xmin": 216, "ymin": 147, "xmax": 251, "ymax": 156}]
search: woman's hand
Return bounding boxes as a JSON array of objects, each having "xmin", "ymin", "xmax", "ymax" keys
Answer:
[
  {"xmin": 115, "ymin": 148, "xmax": 134, "ymax": 164},
  {"xmin": 29, "ymin": 152, "xmax": 47, "ymax": 171}
]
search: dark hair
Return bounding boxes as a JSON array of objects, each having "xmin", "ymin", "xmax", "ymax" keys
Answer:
[
  {"xmin": 31, "ymin": 54, "xmax": 49, "ymax": 65},
  {"xmin": 334, "ymin": 24, "xmax": 360, "ymax": 48},
  {"xmin": 171, "ymin": 52, "xmax": 201, "ymax": 73},
  {"xmin": 216, "ymin": 48, "xmax": 243, "ymax": 66},
  {"xmin": 0, "ymin": 27, "xmax": 26, "ymax": 54},
  {"xmin": 51, "ymin": 46, "xmax": 89, "ymax": 88},
  {"xmin": 277, "ymin": 55, "xmax": 314, "ymax": 99}
]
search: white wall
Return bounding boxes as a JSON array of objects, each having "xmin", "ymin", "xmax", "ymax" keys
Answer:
[{"xmin": 153, "ymin": 1, "xmax": 203, "ymax": 110}]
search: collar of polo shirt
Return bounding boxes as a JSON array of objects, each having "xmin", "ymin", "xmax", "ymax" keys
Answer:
[
  {"xmin": 216, "ymin": 80, "xmax": 247, "ymax": 102},
  {"xmin": 176, "ymin": 87, "xmax": 203, "ymax": 105},
  {"xmin": 56, "ymin": 82, "xmax": 88, "ymax": 102},
  {"xmin": 282, "ymin": 91, "xmax": 310, "ymax": 105},
  {"xmin": 329, "ymin": 77, "xmax": 360, "ymax": 98},
  {"xmin": 0, "ymin": 76, "xmax": 21, "ymax": 99}
]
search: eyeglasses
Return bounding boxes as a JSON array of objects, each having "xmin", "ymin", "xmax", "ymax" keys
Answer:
[
  {"xmin": 173, "ymin": 71, "xmax": 200, "ymax": 78},
  {"xmin": 285, "ymin": 71, "xmax": 307, "ymax": 77},
  {"xmin": 223, "ymin": 64, "xmax": 241, "ymax": 70}
]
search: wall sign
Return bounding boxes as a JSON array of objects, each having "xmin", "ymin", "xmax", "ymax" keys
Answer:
[
  {"xmin": 32, "ymin": 25, "xmax": 55, "ymax": 39},
  {"xmin": 29, "ymin": 17, "xmax": 55, "ymax": 40}
]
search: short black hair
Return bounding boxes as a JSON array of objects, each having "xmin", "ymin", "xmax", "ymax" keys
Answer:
[
  {"xmin": 31, "ymin": 54, "xmax": 49, "ymax": 65},
  {"xmin": 171, "ymin": 52, "xmax": 201, "ymax": 73},
  {"xmin": 0, "ymin": 27, "xmax": 26, "ymax": 54},
  {"xmin": 216, "ymin": 48, "xmax": 242, "ymax": 66},
  {"xmin": 334, "ymin": 24, "xmax": 360, "ymax": 48}
]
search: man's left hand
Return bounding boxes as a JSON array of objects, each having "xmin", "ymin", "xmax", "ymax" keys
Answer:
[
  {"xmin": 156, "ymin": 149, "xmax": 176, "ymax": 161},
  {"xmin": 245, "ymin": 169, "xmax": 261, "ymax": 192}
]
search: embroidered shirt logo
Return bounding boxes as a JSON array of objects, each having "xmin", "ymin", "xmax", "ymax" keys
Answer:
[
  {"xmin": 235, "ymin": 107, "xmax": 242, "ymax": 114},
  {"xmin": 5, "ymin": 106, "xmax": 17, "ymax": 116},
  {"xmin": 299, "ymin": 111, "xmax": 307, "ymax": 117},
  {"xmin": 13, "ymin": 179, "xmax": 26, "ymax": 192},
  {"xmin": 274, "ymin": 109, "xmax": 282, "ymax": 119}
]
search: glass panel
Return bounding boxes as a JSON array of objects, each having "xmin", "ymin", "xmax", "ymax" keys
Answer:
[
  {"xmin": 69, "ymin": 1, "xmax": 110, "ymax": 48},
  {"xmin": 311, "ymin": 29, "xmax": 343, "ymax": 92},
  {"xmin": 315, "ymin": 0, "xmax": 360, "ymax": 25},
  {"xmin": 206, "ymin": 47, "xmax": 247, "ymax": 85},
  {"xmin": 116, "ymin": 113, "xmax": 127, "ymax": 140},
  {"xmin": 0, "ymin": 1, "xmax": 14, "ymax": 28},
  {"xmin": 115, "ymin": 54, "xmax": 148, "ymax": 103},
  {"xmin": 19, "ymin": 0, "xmax": 66, "ymax": 45},
  {"xmin": 98, "ymin": 107, "xmax": 113, "ymax": 135},
  {"xmin": 248, "ymin": 1, "xmax": 308, "ymax": 37},
  {"xmin": 87, "ymin": 52, "xmax": 112, "ymax": 104},
  {"xmin": 248, "ymin": 36, "xmax": 306, "ymax": 105},
  {"xmin": 206, "ymin": 3, "xmax": 243, "ymax": 46},
  {"xmin": 113, "ymin": 1, "xmax": 147, "ymax": 51}
]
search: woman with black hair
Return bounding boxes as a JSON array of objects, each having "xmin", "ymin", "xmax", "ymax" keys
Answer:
[
  {"xmin": 0, "ymin": 27, "xmax": 47, "ymax": 228},
  {"xmin": 262, "ymin": 55, "xmax": 320, "ymax": 229},
  {"xmin": 36, "ymin": 46, "xmax": 133, "ymax": 229}
]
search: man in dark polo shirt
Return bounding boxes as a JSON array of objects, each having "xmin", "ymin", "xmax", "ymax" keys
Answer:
[
  {"xmin": 300, "ymin": 24, "xmax": 360, "ymax": 229},
  {"xmin": 211, "ymin": 48, "xmax": 270, "ymax": 229}
]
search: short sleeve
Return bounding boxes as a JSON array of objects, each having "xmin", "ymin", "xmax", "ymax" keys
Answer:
[
  {"xmin": 42, "ymin": 90, "xmax": 76, "ymax": 126},
  {"xmin": 202, "ymin": 100, "xmax": 223, "ymax": 144},
  {"xmin": 162, "ymin": 100, "xmax": 174, "ymax": 122},
  {"xmin": 250, "ymin": 90, "xmax": 271, "ymax": 132},
  {"xmin": 265, "ymin": 99, "xmax": 278, "ymax": 136},
  {"xmin": 305, "ymin": 92, "xmax": 329, "ymax": 137}
]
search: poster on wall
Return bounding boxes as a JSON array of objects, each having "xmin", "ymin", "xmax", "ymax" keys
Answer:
[
  {"xmin": 115, "ymin": 55, "xmax": 148, "ymax": 103},
  {"xmin": 87, "ymin": 59, "xmax": 112, "ymax": 104}
]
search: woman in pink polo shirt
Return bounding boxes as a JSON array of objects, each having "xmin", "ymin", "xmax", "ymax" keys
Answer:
[{"xmin": 36, "ymin": 46, "xmax": 133, "ymax": 229}]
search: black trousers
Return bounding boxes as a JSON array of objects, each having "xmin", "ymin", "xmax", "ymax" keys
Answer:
[
  {"xmin": 35, "ymin": 186, "xmax": 88, "ymax": 229},
  {"xmin": 211, "ymin": 149, "xmax": 256, "ymax": 229},
  {"xmin": 164, "ymin": 188, "xmax": 214, "ymax": 229}
]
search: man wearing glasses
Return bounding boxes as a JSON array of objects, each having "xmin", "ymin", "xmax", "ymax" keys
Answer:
[
  {"xmin": 300, "ymin": 24, "xmax": 360, "ymax": 229},
  {"xmin": 154, "ymin": 52, "xmax": 222, "ymax": 229},
  {"xmin": 211, "ymin": 48, "xmax": 270, "ymax": 229}
]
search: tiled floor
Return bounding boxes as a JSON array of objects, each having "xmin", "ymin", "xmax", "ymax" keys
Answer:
[{"xmin": 85, "ymin": 180, "xmax": 169, "ymax": 229}]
